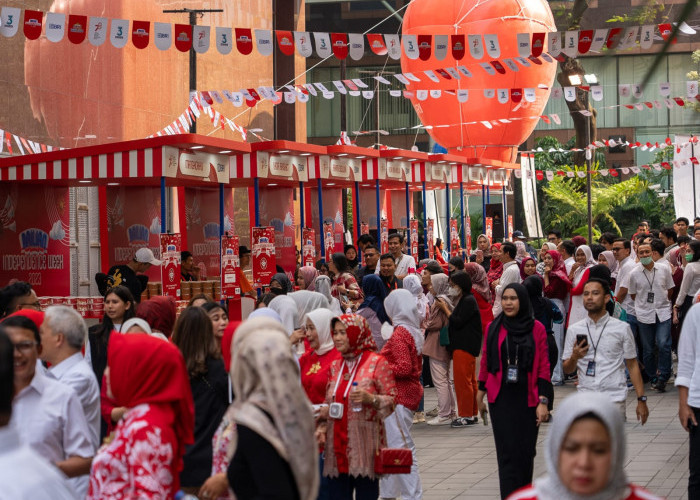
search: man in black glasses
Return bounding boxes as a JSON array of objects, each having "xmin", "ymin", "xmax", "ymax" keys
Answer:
[{"xmin": 0, "ymin": 281, "xmax": 40, "ymax": 319}]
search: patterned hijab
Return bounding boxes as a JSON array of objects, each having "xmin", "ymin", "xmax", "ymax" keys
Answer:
[
  {"xmin": 487, "ymin": 243, "xmax": 504, "ymax": 283},
  {"xmin": 333, "ymin": 314, "xmax": 377, "ymax": 358},
  {"xmin": 465, "ymin": 262, "xmax": 491, "ymax": 302},
  {"xmin": 299, "ymin": 266, "xmax": 319, "ymax": 291},
  {"xmin": 229, "ymin": 317, "xmax": 319, "ymax": 500}
]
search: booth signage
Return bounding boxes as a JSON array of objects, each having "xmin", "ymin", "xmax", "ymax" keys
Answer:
[
  {"xmin": 431, "ymin": 163, "xmax": 446, "ymax": 182},
  {"xmin": 386, "ymin": 160, "xmax": 409, "ymax": 180},
  {"xmin": 220, "ymin": 234, "xmax": 240, "ymax": 298},
  {"xmin": 465, "ymin": 215, "xmax": 472, "ymax": 251},
  {"xmin": 410, "ymin": 219, "xmax": 419, "ymax": 264},
  {"xmin": 380, "ymin": 219, "xmax": 389, "ymax": 254},
  {"xmin": 269, "ymin": 156, "xmax": 295, "ymax": 177},
  {"xmin": 160, "ymin": 233, "xmax": 181, "ymax": 298},
  {"xmin": 427, "ymin": 219, "xmax": 434, "ymax": 260},
  {"xmin": 450, "ymin": 218, "xmax": 460, "ymax": 257},
  {"xmin": 164, "ymin": 147, "xmax": 229, "ymax": 183},
  {"xmin": 302, "ymin": 228, "xmax": 316, "ymax": 267},
  {"xmin": 507, "ymin": 215, "xmax": 514, "ymax": 240},
  {"xmin": 252, "ymin": 226, "xmax": 276, "ymax": 288},
  {"xmin": 323, "ymin": 222, "xmax": 334, "ymax": 258},
  {"xmin": 486, "ymin": 217, "xmax": 493, "ymax": 244}
]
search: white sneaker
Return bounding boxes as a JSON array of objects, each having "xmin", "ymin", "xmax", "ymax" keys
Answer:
[
  {"xmin": 413, "ymin": 411, "xmax": 426, "ymax": 424},
  {"xmin": 426, "ymin": 415, "xmax": 452, "ymax": 426}
]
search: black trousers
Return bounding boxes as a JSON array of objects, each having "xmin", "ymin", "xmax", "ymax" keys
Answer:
[
  {"xmin": 327, "ymin": 474, "xmax": 378, "ymax": 500},
  {"xmin": 690, "ymin": 407, "xmax": 700, "ymax": 499}
]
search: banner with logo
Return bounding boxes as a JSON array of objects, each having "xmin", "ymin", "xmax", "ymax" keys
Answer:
[
  {"xmin": 252, "ymin": 226, "xmax": 276, "ymax": 288},
  {"xmin": 485, "ymin": 217, "xmax": 493, "ymax": 244},
  {"xmin": 360, "ymin": 222, "xmax": 369, "ymax": 236},
  {"xmin": 258, "ymin": 186, "xmax": 296, "ymax": 274},
  {"xmin": 410, "ymin": 219, "xmax": 419, "ymax": 264},
  {"xmin": 105, "ymin": 185, "xmax": 162, "ymax": 283},
  {"xmin": 450, "ymin": 218, "xmax": 460, "ymax": 257},
  {"xmin": 220, "ymin": 234, "xmax": 240, "ymax": 299},
  {"xmin": 465, "ymin": 215, "xmax": 472, "ymax": 252},
  {"xmin": 427, "ymin": 219, "xmax": 434, "ymax": 259},
  {"xmin": 380, "ymin": 219, "xmax": 389, "ymax": 254},
  {"xmin": 0, "ymin": 184, "xmax": 70, "ymax": 296},
  {"xmin": 159, "ymin": 233, "xmax": 181, "ymax": 298},
  {"xmin": 323, "ymin": 222, "xmax": 334, "ymax": 259},
  {"xmin": 507, "ymin": 215, "xmax": 514, "ymax": 240},
  {"xmin": 302, "ymin": 228, "xmax": 316, "ymax": 267},
  {"xmin": 184, "ymin": 187, "xmax": 233, "ymax": 280}
]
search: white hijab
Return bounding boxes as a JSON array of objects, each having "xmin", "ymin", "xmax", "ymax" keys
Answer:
[
  {"xmin": 304, "ymin": 308, "xmax": 335, "ymax": 355},
  {"xmin": 574, "ymin": 244, "xmax": 596, "ymax": 282},
  {"xmin": 403, "ymin": 274, "xmax": 429, "ymax": 320},
  {"xmin": 290, "ymin": 290, "xmax": 330, "ymax": 320},
  {"xmin": 383, "ymin": 288, "xmax": 424, "ymax": 354},
  {"xmin": 268, "ymin": 295, "xmax": 300, "ymax": 336},
  {"xmin": 313, "ymin": 275, "xmax": 343, "ymax": 315},
  {"xmin": 533, "ymin": 392, "xmax": 628, "ymax": 500}
]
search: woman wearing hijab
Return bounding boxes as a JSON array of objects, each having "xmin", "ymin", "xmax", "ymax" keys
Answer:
[
  {"xmin": 403, "ymin": 274, "xmax": 430, "ymax": 320},
  {"xmin": 510, "ymin": 392, "xmax": 662, "ymax": 500},
  {"xmin": 314, "ymin": 275, "xmax": 344, "ymax": 315},
  {"xmin": 270, "ymin": 272, "xmax": 294, "ymax": 295},
  {"xmin": 469, "ymin": 234, "xmax": 492, "ymax": 272},
  {"xmin": 225, "ymin": 317, "xmax": 319, "ymax": 500},
  {"xmin": 598, "ymin": 250, "xmax": 619, "ymax": 290},
  {"xmin": 476, "ymin": 283, "xmax": 551, "ymax": 500},
  {"xmin": 519, "ymin": 256, "xmax": 539, "ymax": 281},
  {"xmin": 487, "ymin": 243, "xmax": 504, "ymax": 299},
  {"xmin": 542, "ymin": 250, "xmax": 572, "ymax": 386},
  {"xmin": 135, "ymin": 295, "xmax": 177, "ymax": 338},
  {"xmin": 567, "ymin": 245, "xmax": 597, "ymax": 327},
  {"xmin": 88, "ymin": 333, "xmax": 195, "ymax": 499},
  {"xmin": 536, "ymin": 242, "xmax": 557, "ymax": 275},
  {"xmin": 328, "ymin": 253, "xmax": 363, "ymax": 310},
  {"xmin": 515, "ymin": 241, "xmax": 529, "ymax": 263},
  {"xmin": 298, "ymin": 266, "xmax": 320, "ymax": 291},
  {"xmin": 356, "ymin": 274, "xmax": 389, "ymax": 350},
  {"xmin": 465, "ymin": 263, "xmax": 495, "ymax": 334},
  {"xmin": 379, "ymin": 290, "xmax": 424, "ymax": 500},
  {"xmin": 269, "ymin": 295, "xmax": 301, "ymax": 338},
  {"xmin": 318, "ymin": 315, "xmax": 397, "ymax": 499},
  {"xmin": 300, "ymin": 309, "xmax": 342, "ymax": 404},
  {"xmin": 423, "ymin": 273, "xmax": 456, "ymax": 425},
  {"xmin": 290, "ymin": 290, "xmax": 331, "ymax": 323}
]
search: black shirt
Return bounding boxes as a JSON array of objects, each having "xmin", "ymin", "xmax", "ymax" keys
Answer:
[
  {"xmin": 181, "ymin": 271, "xmax": 197, "ymax": 281},
  {"xmin": 105, "ymin": 264, "xmax": 148, "ymax": 302},
  {"xmin": 447, "ymin": 294, "xmax": 483, "ymax": 356},
  {"xmin": 468, "ymin": 254, "xmax": 492, "ymax": 273},
  {"xmin": 381, "ymin": 275, "xmax": 403, "ymax": 293}
]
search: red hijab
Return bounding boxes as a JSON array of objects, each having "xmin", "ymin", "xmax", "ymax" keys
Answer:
[
  {"xmin": 487, "ymin": 243, "xmax": 504, "ymax": 284},
  {"xmin": 107, "ymin": 333, "xmax": 194, "ymax": 479},
  {"xmin": 519, "ymin": 256, "xmax": 538, "ymax": 280},
  {"xmin": 333, "ymin": 314, "xmax": 376, "ymax": 358},
  {"xmin": 547, "ymin": 250, "xmax": 572, "ymax": 287},
  {"xmin": 135, "ymin": 296, "xmax": 176, "ymax": 338},
  {"xmin": 2, "ymin": 309, "xmax": 44, "ymax": 328}
]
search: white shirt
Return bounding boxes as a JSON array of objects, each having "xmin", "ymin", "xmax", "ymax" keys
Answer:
[
  {"xmin": 0, "ymin": 426, "xmax": 78, "ymax": 500},
  {"xmin": 492, "ymin": 260, "xmax": 521, "ymax": 317},
  {"xmin": 47, "ymin": 352, "xmax": 101, "ymax": 450},
  {"xmin": 11, "ymin": 371, "xmax": 95, "ymax": 499},
  {"xmin": 563, "ymin": 314, "xmax": 637, "ymax": 402},
  {"xmin": 615, "ymin": 256, "xmax": 638, "ymax": 316},
  {"xmin": 677, "ymin": 261, "xmax": 700, "ymax": 306},
  {"xmin": 564, "ymin": 257, "xmax": 575, "ymax": 274},
  {"xmin": 375, "ymin": 252, "xmax": 416, "ymax": 278},
  {"xmin": 676, "ymin": 303, "xmax": 700, "ymax": 406},
  {"xmin": 627, "ymin": 261, "xmax": 675, "ymax": 324}
]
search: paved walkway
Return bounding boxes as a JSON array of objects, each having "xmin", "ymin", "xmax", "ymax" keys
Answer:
[{"xmin": 414, "ymin": 383, "xmax": 689, "ymax": 499}]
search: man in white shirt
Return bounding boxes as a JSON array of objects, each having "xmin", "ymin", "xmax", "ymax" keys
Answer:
[
  {"xmin": 613, "ymin": 237, "xmax": 643, "ymax": 366},
  {"xmin": 0, "ymin": 327, "xmax": 78, "ymax": 499},
  {"xmin": 3, "ymin": 314, "xmax": 94, "ymax": 498},
  {"xmin": 40, "ymin": 306, "xmax": 101, "ymax": 451},
  {"xmin": 558, "ymin": 240, "xmax": 576, "ymax": 274},
  {"xmin": 562, "ymin": 278, "xmax": 648, "ymax": 423},
  {"xmin": 375, "ymin": 233, "xmax": 416, "ymax": 279},
  {"xmin": 650, "ymin": 238, "xmax": 671, "ymax": 270},
  {"xmin": 492, "ymin": 242, "xmax": 521, "ymax": 316},
  {"xmin": 675, "ymin": 302, "xmax": 700, "ymax": 498},
  {"xmin": 627, "ymin": 242, "xmax": 676, "ymax": 393}
]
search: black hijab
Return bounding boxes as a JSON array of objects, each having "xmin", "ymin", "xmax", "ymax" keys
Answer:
[
  {"xmin": 523, "ymin": 275, "xmax": 547, "ymax": 320},
  {"xmin": 486, "ymin": 282, "xmax": 536, "ymax": 374}
]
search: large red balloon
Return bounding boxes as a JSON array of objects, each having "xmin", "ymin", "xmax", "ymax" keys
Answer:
[{"xmin": 402, "ymin": 0, "xmax": 556, "ymax": 163}]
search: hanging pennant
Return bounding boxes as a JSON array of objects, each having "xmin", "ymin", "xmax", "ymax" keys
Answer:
[
  {"xmin": 367, "ymin": 33, "xmax": 387, "ymax": 55},
  {"xmin": 434, "ymin": 35, "xmax": 448, "ymax": 60},
  {"xmin": 417, "ymin": 34, "xmax": 432, "ymax": 60},
  {"xmin": 131, "ymin": 20, "xmax": 150, "ymax": 49},
  {"xmin": 563, "ymin": 31, "xmax": 578, "ymax": 57},
  {"xmin": 348, "ymin": 33, "xmax": 364, "ymax": 60},
  {"xmin": 524, "ymin": 88, "xmax": 536, "ymax": 102},
  {"xmin": 390, "ymin": 90, "xmax": 402, "ymax": 97},
  {"xmin": 423, "ymin": 70, "xmax": 440, "ymax": 83},
  {"xmin": 515, "ymin": 57, "xmax": 531, "ymax": 67},
  {"xmin": 216, "ymin": 27, "xmax": 232, "ymax": 54},
  {"xmin": 468, "ymin": 34, "xmax": 484, "ymax": 59},
  {"xmin": 305, "ymin": 84, "xmax": 317, "ymax": 96},
  {"xmin": 276, "ymin": 30, "xmax": 294, "ymax": 56},
  {"xmin": 109, "ymin": 18, "xmax": 129, "ymax": 48},
  {"xmin": 294, "ymin": 31, "xmax": 313, "ymax": 57},
  {"xmin": 349, "ymin": 90, "xmax": 361, "ymax": 97},
  {"xmin": 315, "ymin": 82, "xmax": 330, "ymax": 93},
  {"xmin": 548, "ymin": 32, "xmax": 561, "ymax": 56},
  {"xmin": 416, "ymin": 90, "xmax": 428, "ymax": 101},
  {"xmin": 362, "ymin": 90, "xmax": 374, "ymax": 99},
  {"xmin": 551, "ymin": 113, "xmax": 561, "ymax": 125},
  {"xmin": 531, "ymin": 32, "xmax": 545, "ymax": 57},
  {"xmin": 209, "ymin": 90, "xmax": 224, "ymax": 103},
  {"xmin": 619, "ymin": 26, "xmax": 639, "ymax": 50},
  {"xmin": 564, "ymin": 87, "xmax": 576, "ymax": 102},
  {"xmin": 385, "ymin": 34, "xmax": 401, "ymax": 59},
  {"xmin": 429, "ymin": 90, "xmax": 441, "ymax": 99},
  {"xmin": 23, "ymin": 10, "xmax": 43, "ymax": 40},
  {"xmin": 173, "ymin": 24, "xmax": 193, "ymax": 52},
  {"xmin": 45, "ymin": 12, "xmax": 66, "ymax": 43},
  {"xmin": 154, "ymin": 22, "xmax": 171, "ymax": 51},
  {"xmin": 255, "ymin": 29, "xmax": 273, "ymax": 56},
  {"xmin": 435, "ymin": 68, "xmax": 452, "ymax": 79},
  {"xmin": 515, "ymin": 33, "xmax": 530, "ymax": 58},
  {"xmin": 480, "ymin": 63, "xmax": 496, "ymax": 75},
  {"xmin": 540, "ymin": 53, "xmax": 553, "ymax": 63},
  {"xmin": 659, "ymin": 82, "xmax": 671, "ymax": 96},
  {"xmin": 192, "ymin": 25, "xmax": 210, "ymax": 53},
  {"xmin": 640, "ymin": 25, "xmax": 654, "ymax": 49},
  {"xmin": 402, "ymin": 34, "xmax": 419, "ymax": 59},
  {"xmin": 298, "ymin": 92, "xmax": 309, "ymax": 103},
  {"xmin": 484, "ymin": 34, "xmax": 500, "ymax": 58},
  {"xmin": 375, "ymin": 75, "xmax": 391, "ymax": 84},
  {"xmin": 633, "ymin": 84, "xmax": 643, "ymax": 99},
  {"xmin": 591, "ymin": 85, "xmax": 604, "ymax": 101},
  {"xmin": 578, "ymin": 30, "xmax": 593, "ymax": 54},
  {"xmin": 606, "ymin": 28, "xmax": 622, "ymax": 49},
  {"xmin": 503, "ymin": 59, "xmax": 519, "ymax": 72},
  {"xmin": 394, "ymin": 74, "xmax": 410, "ymax": 85},
  {"xmin": 88, "ymin": 17, "xmax": 107, "ymax": 46},
  {"xmin": 457, "ymin": 89, "xmax": 469, "ymax": 103},
  {"xmin": 233, "ymin": 28, "xmax": 252, "ymax": 55},
  {"xmin": 0, "ymin": 6, "xmax": 20, "ymax": 38},
  {"xmin": 330, "ymin": 33, "xmax": 348, "ymax": 59},
  {"xmin": 284, "ymin": 92, "xmax": 296, "ymax": 104},
  {"xmin": 333, "ymin": 81, "xmax": 348, "ymax": 94},
  {"xmin": 590, "ymin": 29, "xmax": 608, "ymax": 52},
  {"xmin": 551, "ymin": 87, "xmax": 562, "ymax": 99},
  {"xmin": 511, "ymin": 88, "xmax": 523, "ymax": 103},
  {"xmin": 490, "ymin": 61, "xmax": 506, "ymax": 74},
  {"xmin": 497, "ymin": 89, "xmax": 509, "ymax": 104},
  {"xmin": 658, "ymin": 23, "xmax": 675, "ymax": 43},
  {"xmin": 456, "ymin": 65, "xmax": 472, "ymax": 78},
  {"xmin": 352, "ymin": 78, "xmax": 368, "ymax": 88},
  {"xmin": 200, "ymin": 91, "xmax": 214, "ymax": 105},
  {"xmin": 445, "ymin": 67, "xmax": 461, "ymax": 79},
  {"xmin": 619, "ymin": 84, "xmax": 631, "ymax": 97},
  {"xmin": 314, "ymin": 32, "xmax": 332, "ymax": 58},
  {"xmin": 228, "ymin": 91, "xmax": 244, "ymax": 107},
  {"xmin": 688, "ymin": 81, "xmax": 699, "ymax": 98},
  {"xmin": 451, "ymin": 34, "xmax": 465, "ymax": 60}
]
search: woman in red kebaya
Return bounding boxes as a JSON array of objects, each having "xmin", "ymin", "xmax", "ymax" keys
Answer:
[
  {"xmin": 88, "ymin": 333, "xmax": 194, "ymax": 500},
  {"xmin": 300, "ymin": 308, "xmax": 341, "ymax": 404},
  {"xmin": 317, "ymin": 314, "xmax": 397, "ymax": 500}
]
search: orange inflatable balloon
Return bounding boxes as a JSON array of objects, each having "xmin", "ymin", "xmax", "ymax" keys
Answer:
[{"xmin": 401, "ymin": 0, "xmax": 556, "ymax": 163}]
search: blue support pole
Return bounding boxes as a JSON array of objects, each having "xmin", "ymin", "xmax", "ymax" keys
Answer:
[
  {"xmin": 219, "ymin": 183, "xmax": 225, "ymax": 237},
  {"xmin": 459, "ymin": 181, "xmax": 466, "ymax": 251},
  {"xmin": 445, "ymin": 183, "xmax": 450, "ymax": 254},
  {"xmin": 318, "ymin": 178, "xmax": 325, "ymax": 259},
  {"xmin": 375, "ymin": 179, "xmax": 380, "ymax": 235},
  {"xmin": 422, "ymin": 181, "xmax": 427, "ymax": 259},
  {"xmin": 481, "ymin": 185, "xmax": 486, "ymax": 236},
  {"xmin": 354, "ymin": 181, "xmax": 361, "ymax": 259},
  {"xmin": 405, "ymin": 182, "xmax": 411, "ymax": 257},
  {"xmin": 160, "ymin": 177, "xmax": 166, "ymax": 233},
  {"xmin": 253, "ymin": 178, "xmax": 260, "ymax": 227},
  {"xmin": 299, "ymin": 182, "xmax": 305, "ymax": 231},
  {"xmin": 486, "ymin": 185, "xmax": 490, "ymax": 204},
  {"xmin": 502, "ymin": 184, "xmax": 508, "ymax": 240}
]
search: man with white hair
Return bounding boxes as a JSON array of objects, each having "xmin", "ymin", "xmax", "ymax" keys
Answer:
[{"xmin": 40, "ymin": 305, "xmax": 100, "ymax": 491}]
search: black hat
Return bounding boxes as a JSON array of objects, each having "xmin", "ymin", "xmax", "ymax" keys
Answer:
[
  {"xmin": 239, "ymin": 245, "xmax": 252, "ymax": 255},
  {"xmin": 512, "ymin": 230, "xmax": 526, "ymax": 239}
]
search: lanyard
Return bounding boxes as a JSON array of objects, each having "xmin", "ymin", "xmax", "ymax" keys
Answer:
[
  {"xmin": 332, "ymin": 353, "xmax": 363, "ymax": 402},
  {"xmin": 504, "ymin": 337, "xmax": 519, "ymax": 366},
  {"xmin": 642, "ymin": 267, "xmax": 656, "ymax": 290},
  {"xmin": 585, "ymin": 318, "xmax": 609, "ymax": 362}
]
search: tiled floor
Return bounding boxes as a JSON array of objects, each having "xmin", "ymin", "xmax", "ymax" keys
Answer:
[{"xmin": 413, "ymin": 383, "xmax": 689, "ymax": 499}]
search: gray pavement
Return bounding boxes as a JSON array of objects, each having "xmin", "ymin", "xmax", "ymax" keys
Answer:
[{"xmin": 413, "ymin": 383, "xmax": 689, "ymax": 499}]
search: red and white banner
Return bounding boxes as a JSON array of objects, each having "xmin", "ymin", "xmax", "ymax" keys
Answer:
[
  {"xmin": 252, "ymin": 226, "xmax": 276, "ymax": 289},
  {"xmin": 0, "ymin": 184, "xmax": 70, "ymax": 296},
  {"xmin": 427, "ymin": 219, "xmax": 434, "ymax": 260},
  {"xmin": 465, "ymin": 215, "xmax": 472, "ymax": 252},
  {"xmin": 410, "ymin": 219, "xmax": 419, "ymax": 264},
  {"xmin": 323, "ymin": 222, "xmax": 334, "ymax": 259},
  {"xmin": 220, "ymin": 234, "xmax": 240, "ymax": 299},
  {"xmin": 450, "ymin": 218, "xmax": 460, "ymax": 257},
  {"xmin": 485, "ymin": 217, "xmax": 493, "ymax": 244},
  {"xmin": 160, "ymin": 233, "xmax": 181, "ymax": 299},
  {"xmin": 380, "ymin": 219, "xmax": 389, "ymax": 254},
  {"xmin": 507, "ymin": 215, "xmax": 514, "ymax": 240},
  {"xmin": 360, "ymin": 222, "xmax": 369, "ymax": 236},
  {"xmin": 302, "ymin": 228, "xmax": 316, "ymax": 267}
]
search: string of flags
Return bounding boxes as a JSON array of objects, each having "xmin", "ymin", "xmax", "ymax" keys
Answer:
[
  {"xmin": 1, "ymin": 5, "xmax": 696, "ymax": 61},
  {"xmin": 0, "ymin": 128, "xmax": 60, "ymax": 155}
]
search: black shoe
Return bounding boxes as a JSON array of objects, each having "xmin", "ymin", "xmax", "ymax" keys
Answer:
[
  {"xmin": 650, "ymin": 377, "xmax": 658, "ymax": 390},
  {"xmin": 451, "ymin": 417, "xmax": 477, "ymax": 428},
  {"xmin": 655, "ymin": 380, "xmax": 667, "ymax": 393}
]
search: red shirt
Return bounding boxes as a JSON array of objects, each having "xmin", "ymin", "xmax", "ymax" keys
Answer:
[
  {"xmin": 507, "ymin": 484, "xmax": 663, "ymax": 500},
  {"xmin": 543, "ymin": 274, "xmax": 570, "ymax": 301},
  {"xmin": 474, "ymin": 291, "xmax": 494, "ymax": 335},
  {"xmin": 379, "ymin": 326, "xmax": 423, "ymax": 410},
  {"xmin": 299, "ymin": 348, "xmax": 341, "ymax": 404}
]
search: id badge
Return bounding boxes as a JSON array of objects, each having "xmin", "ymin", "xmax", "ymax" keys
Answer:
[
  {"xmin": 586, "ymin": 361, "xmax": 596, "ymax": 377},
  {"xmin": 329, "ymin": 402, "xmax": 344, "ymax": 420},
  {"xmin": 647, "ymin": 292, "xmax": 655, "ymax": 303},
  {"xmin": 506, "ymin": 364, "xmax": 519, "ymax": 384}
]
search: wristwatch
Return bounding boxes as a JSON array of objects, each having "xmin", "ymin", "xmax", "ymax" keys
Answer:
[
  {"xmin": 539, "ymin": 396, "xmax": 549, "ymax": 405},
  {"xmin": 637, "ymin": 395, "xmax": 647, "ymax": 402}
]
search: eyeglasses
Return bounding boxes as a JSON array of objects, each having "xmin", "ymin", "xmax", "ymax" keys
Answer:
[{"xmin": 13, "ymin": 341, "xmax": 37, "ymax": 353}]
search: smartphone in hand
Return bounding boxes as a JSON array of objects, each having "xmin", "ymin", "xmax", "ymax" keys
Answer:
[{"xmin": 576, "ymin": 334, "xmax": 588, "ymax": 348}]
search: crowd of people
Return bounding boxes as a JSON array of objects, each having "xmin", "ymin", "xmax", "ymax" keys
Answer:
[{"xmin": 3, "ymin": 216, "xmax": 700, "ymax": 499}]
